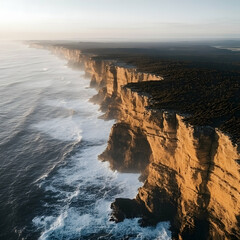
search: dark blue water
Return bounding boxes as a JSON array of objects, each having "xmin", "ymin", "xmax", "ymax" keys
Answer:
[{"xmin": 0, "ymin": 42, "xmax": 170, "ymax": 240}]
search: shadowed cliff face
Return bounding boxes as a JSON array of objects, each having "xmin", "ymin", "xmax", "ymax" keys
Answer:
[
  {"xmin": 40, "ymin": 45, "xmax": 240, "ymax": 240},
  {"xmin": 99, "ymin": 122, "xmax": 152, "ymax": 173}
]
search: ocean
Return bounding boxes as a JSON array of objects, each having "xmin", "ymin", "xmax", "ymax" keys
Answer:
[{"xmin": 0, "ymin": 41, "xmax": 170, "ymax": 240}]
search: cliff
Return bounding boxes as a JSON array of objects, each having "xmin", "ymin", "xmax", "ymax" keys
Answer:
[{"xmin": 35, "ymin": 43, "xmax": 240, "ymax": 240}]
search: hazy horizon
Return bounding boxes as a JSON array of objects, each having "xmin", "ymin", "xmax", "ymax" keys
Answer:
[{"xmin": 0, "ymin": 0, "xmax": 240, "ymax": 41}]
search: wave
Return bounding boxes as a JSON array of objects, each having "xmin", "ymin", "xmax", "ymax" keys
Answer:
[{"xmin": 31, "ymin": 117, "xmax": 83, "ymax": 142}]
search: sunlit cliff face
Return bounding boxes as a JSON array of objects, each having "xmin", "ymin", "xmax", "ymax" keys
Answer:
[{"xmin": 34, "ymin": 43, "xmax": 240, "ymax": 239}]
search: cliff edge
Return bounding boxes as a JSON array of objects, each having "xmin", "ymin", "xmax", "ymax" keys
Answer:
[{"xmin": 31, "ymin": 42, "xmax": 240, "ymax": 240}]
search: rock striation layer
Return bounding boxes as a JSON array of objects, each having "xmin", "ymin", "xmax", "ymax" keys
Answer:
[{"xmin": 36, "ymin": 44, "xmax": 240, "ymax": 240}]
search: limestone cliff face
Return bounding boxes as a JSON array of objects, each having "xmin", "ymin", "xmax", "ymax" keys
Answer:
[{"xmin": 40, "ymin": 45, "xmax": 240, "ymax": 240}]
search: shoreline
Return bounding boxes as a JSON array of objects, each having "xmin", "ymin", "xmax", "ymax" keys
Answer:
[{"xmin": 29, "ymin": 41, "xmax": 240, "ymax": 240}]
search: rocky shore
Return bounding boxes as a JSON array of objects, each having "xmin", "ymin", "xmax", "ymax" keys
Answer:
[{"xmin": 30, "ymin": 42, "xmax": 240, "ymax": 240}]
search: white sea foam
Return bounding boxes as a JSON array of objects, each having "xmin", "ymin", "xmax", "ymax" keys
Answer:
[{"xmin": 31, "ymin": 117, "xmax": 82, "ymax": 142}]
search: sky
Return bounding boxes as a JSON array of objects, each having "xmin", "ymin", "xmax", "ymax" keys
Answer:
[{"xmin": 0, "ymin": 0, "xmax": 240, "ymax": 40}]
